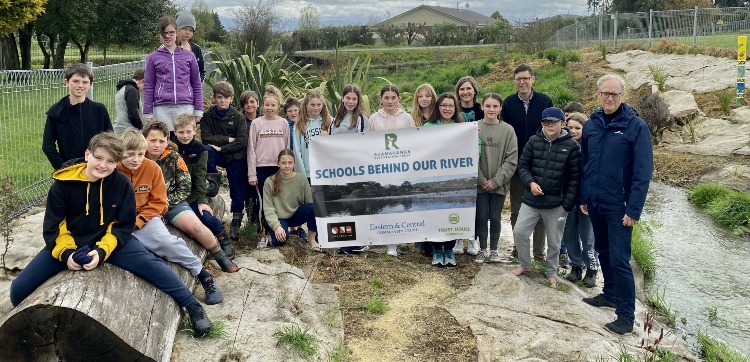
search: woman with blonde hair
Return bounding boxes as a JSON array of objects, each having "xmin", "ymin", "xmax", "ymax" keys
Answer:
[{"xmin": 410, "ymin": 83, "xmax": 437, "ymax": 127}]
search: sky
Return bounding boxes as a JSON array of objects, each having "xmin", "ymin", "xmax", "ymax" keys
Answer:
[{"xmin": 180, "ymin": 0, "xmax": 592, "ymax": 29}]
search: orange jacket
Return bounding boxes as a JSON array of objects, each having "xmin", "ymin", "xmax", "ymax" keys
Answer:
[{"xmin": 116, "ymin": 158, "xmax": 168, "ymax": 229}]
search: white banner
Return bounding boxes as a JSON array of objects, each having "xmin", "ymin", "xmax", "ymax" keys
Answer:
[{"xmin": 309, "ymin": 122, "xmax": 478, "ymax": 248}]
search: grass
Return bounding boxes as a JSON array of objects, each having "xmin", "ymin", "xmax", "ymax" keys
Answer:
[
  {"xmin": 707, "ymin": 306, "xmax": 719, "ymax": 323},
  {"xmin": 696, "ymin": 330, "xmax": 749, "ymax": 362},
  {"xmin": 705, "ymin": 190, "xmax": 750, "ymax": 231},
  {"xmin": 688, "ymin": 183, "xmax": 734, "ymax": 208},
  {"xmin": 644, "ymin": 288, "xmax": 678, "ymax": 327},
  {"xmin": 483, "ymin": 64, "xmax": 581, "ymax": 106},
  {"xmin": 326, "ymin": 340, "xmax": 349, "ymax": 362},
  {"xmin": 717, "ymin": 89, "xmax": 735, "ymax": 116},
  {"xmin": 631, "ymin": 222, "xmax": 657, "ymax": 282},
  {"xmin": 373, "ymin": 57, "xmax": 494, "ymax": 97},
  {"xmin": 649, "ymin": 65, "xmax": 669, "ymax": 92},
  {"xmin": 363, "ymin": 294, "xmax": 388, "ymax": 314},
  {"xmin": 273, "ymin": 324, "xmax": 319, "ymax": 359},
  {"xmin": 180, "ymin": 317, "xmax": 230, "ymax": 339}
]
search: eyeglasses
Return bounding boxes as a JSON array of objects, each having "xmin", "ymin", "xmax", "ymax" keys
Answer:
[
  {"xmin": 599, "ymin": 91, "xmax": 622, "ymax": 99},
  {"xmin": 514, "ymin": 76, "xmax": 532, "ymax": 83},
  {"xmin": 161, "ymin": 31, "xmax": 176, "ymax": 37},
  {"xmin": 439, "ymin": 104, "xmax": 455, "ymax": 109}
]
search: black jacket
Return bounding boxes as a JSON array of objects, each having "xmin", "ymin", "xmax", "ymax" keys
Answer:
[
  {"xmin": 518, "ymin": 128, "xmax": 580, "ymax": 211},
  {"xmin": 42, "ymin": 96, "xmax": 113, "ymax": 170},
  {"xmin": 200, "ymin": 105, "xmax": 248, "ymax": 161},
  {"xmin": 190, "ymin": 41, "xmax": 205, "ymax": 80},
  {"xmin": 501, "ymin": 90, "xmax": 554, "ymax": 162}
]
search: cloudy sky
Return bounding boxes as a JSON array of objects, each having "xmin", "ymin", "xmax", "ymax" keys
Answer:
[{"xmin": 182, "ymin": 0, "xmax": 592, "ymax": 29}]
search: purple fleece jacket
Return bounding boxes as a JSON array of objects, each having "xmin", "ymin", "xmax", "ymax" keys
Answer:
[{"xmin": 143, "ymin": 45, "xmax": 203, "ymax": 116}]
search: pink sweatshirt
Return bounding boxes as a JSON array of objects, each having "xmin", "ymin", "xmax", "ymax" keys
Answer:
[
  {"xmin": 368, "ymin": 108, "xmax": 416, "ymax": 131},
  {"xmin": 247, "ymin": 115, "xmax": 290, "ymax": 182}
]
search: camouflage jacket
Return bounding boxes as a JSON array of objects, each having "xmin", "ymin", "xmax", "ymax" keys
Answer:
[{"xmin": 155, "ymin": 147, "xmax": 192, "ymax": 208}]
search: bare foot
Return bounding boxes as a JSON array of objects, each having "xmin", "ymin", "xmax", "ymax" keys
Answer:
[
  {"xmin": 548, "ymin": 277, "xmax": 558, "ymax": 289},
  {"xmin": 511, "ymin": 267, "xmax": 530, "ymax": 276}
]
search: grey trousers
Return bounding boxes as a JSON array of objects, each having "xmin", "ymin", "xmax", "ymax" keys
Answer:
[
  {"xmin": 513, "ymin": 204, "xmax": 568, "ymax": 277},
  {"xmin": 510, "ymin": 173, "xmax": 546, "ymax": 259},
  {"xmin": 133, "ymin": 217, "xmax": 203, "ymax": 276}
]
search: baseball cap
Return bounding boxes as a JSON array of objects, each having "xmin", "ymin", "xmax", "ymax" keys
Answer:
[{"xmin": 541, "ymin": 107, "xmax": 565, "ymax": 122}]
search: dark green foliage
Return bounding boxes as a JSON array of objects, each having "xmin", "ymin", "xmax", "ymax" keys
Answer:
[{"xmin": 688, "ymin": 183, "xmax": 733, "ymax": 207}]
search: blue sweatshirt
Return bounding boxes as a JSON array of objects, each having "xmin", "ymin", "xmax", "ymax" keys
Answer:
[{"xmin": 580, "ymin": 103, "xmax": 653, "ymax": 220}]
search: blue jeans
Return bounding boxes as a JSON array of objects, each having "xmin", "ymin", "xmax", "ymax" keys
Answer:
[
  {"xmin": 562, "ymin": 206, "xmax": 598, "ymax": 270},
  {"xmin": 589, "ymin": 205, "xmax": 635, "ymax": 323},
  {"xmin": 10, "ymin": 236, "xmax": 197, "ymax": 308},
  {"xmin": 206, "ymin": 146, "xmax": 248, "ymax": 213},
  {"xmin": 268, "ymin": 203, "xmax": 317, "ymax": 246},
  {"xmin": 476, "ymin": 192, "xmax": 505, "ymax": 251},
  {"xmin": 190, "ymin": 201, "xmax": 225, "ymax": 236}
]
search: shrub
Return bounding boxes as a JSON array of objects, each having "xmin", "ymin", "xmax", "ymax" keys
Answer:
[
  {"xmin": 688, "ymin": 183, "xmax": 733, "ymax": 207},
  {"xmin": 635, "ymin": 92, "xmax": 672, "ymax": 144},
  {"xmin": 649, "ymin": 65, "xmax": 669, "ymax": 92}
]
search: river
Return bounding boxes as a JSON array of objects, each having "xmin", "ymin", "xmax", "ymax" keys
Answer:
[{"xmin": 643, "ymin": 182, "xmax": 750, "ymax": 355}]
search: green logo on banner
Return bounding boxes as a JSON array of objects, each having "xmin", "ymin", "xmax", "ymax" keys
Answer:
[
  {"xmin": 448, "ymin": 213, "xmax": 460, "ymax": 224},
  {"xmin": 385, "ymin": 133, "xmax": 399, "ymax": 150}
]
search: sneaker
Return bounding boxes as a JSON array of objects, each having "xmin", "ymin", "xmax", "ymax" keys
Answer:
[
  {"xmin": 566, "ymin": 266, "xmax": 583, "ymax": 282},
  {"xmin": 467, "ymin": 239, "xmax": 480, "ymax": 256},
  {"xmin": 474, "ymin": 250, "xmax": 488, "ymax": 264},
  {"xmin": 387, "ymin": 244, "xmax": 398, "ymax": 256},
  {"xmin": 443, "ymin": 249, "xmax": 456, "ymax": 267},
  {"xmin": 229, "ymin": 219, "xmax": 241, "ymax": 241},
  {"xmin": 185, "ymin": 303, "xmax": 213, "ymax": 337},
  {"xmin": 256, "ymin": 235, "xmax": 268, "ymax": 249},
  {"xmin": 605, "ymin": 318, "xmax": 634, "ymax": 335},
  {"xmin": 432, "ymin": 249, "xmax": 444, "ymax": 267},
  {"xmin": 218, "ymin": 231, "xmax": 236, "ymax": 260},
  {"xmin": 583, "ymin": 293, "xmax": 616, "ymax": 309},
  {"xmin": 201, "ymin": 277, "xmax": 224, "ymax": 305},
  {"xmin": 488, "ymin": 250, "xmax": 502, "ymax": 263},
  {"xmin": 212, "ymin": 248, "xmax": 239, "ymax": 273},
  {"xmin": 295, "ymin": 228, "xmax": 308, "ymax": 241},
  {"xmin": 559, "ymin": 253, "xmax": 570, "ymax": 268},
  {"xmin": 583, "ymin": 269, "xmax": 598, "ymax": 288},
  {"xmin": 452, "ymin": 240, "xmax": 465, "ymax": 255}
]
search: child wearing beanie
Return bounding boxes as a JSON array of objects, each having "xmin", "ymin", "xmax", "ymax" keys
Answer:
[{"xmin": 176, "ymin": 10, "xmax": 205, "ymax": 81}]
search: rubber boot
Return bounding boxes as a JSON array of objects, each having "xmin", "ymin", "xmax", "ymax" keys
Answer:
[
  {"xmin": 583, "ymin": 268, "xmax": 598, "ymax": 288},
  {"xmin": 217, "ymin": 230, "xmax": 236, "ymax": 260},
  {"xmin": 211, "ymin": 245, "xmax": 239, "ymax": 273},
  {"xmin": 205, "ymin": 173, "xmax": 221, "ymax": 198},
  {"xmin": 230, "ymin": 212, "xmax": 242, "ymax": 241}
]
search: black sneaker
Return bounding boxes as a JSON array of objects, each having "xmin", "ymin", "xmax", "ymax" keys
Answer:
[
  {"xmin": 583, "ymin": 269, "xmax": 598, "ymax": 288},
  {"xmin": 201, "ymin": 277, "xmax": 224, "ymax": 305},
  {"xmin": 583, "ymin": 293, "xmax": 616, "ymax": 308},
  {"xmin": 566, "ymin": 266, "xmax": 583, "ymax": 282},
  {"xmin": 605, "ymin": 318, "xmax": 634, "ymax": 335},
  {"xmin": 185, "ymin": 303, "xmax": 213, "ymax": 337}
]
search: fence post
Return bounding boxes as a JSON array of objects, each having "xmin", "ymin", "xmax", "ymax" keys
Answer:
[
  {"xmin": 575, "ymin": 21, "xmax": 579, "ymax": 49},
  {"xmin": 692, "ymin": 6, "xmax": 698, "ymax": 46},
  {"xmin": 648, "ymin": 9, "xmax": 653, "ymax": 48},
  {"xmin": 599, "ymin": 13, "xmax": 603, "ymax": 45},
  {"xmin": 86, "ymin": 61, "xmax": 94, "ymax": 100},
  {"xmin": 614, "ymin": 12, "xmax": 619, "ymax": 48}
]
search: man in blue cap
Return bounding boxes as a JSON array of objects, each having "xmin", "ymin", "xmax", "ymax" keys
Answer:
[{"xmin": 510, "ymin": 107, "xmax": 580, "ymax": 289}]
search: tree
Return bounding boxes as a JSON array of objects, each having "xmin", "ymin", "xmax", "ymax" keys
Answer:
[
  {"xmin": 299, "ymin": 4, "xmax": 320, "ymax": 31},
  {"xmin": 587, "ymin": 0, "xmax": 614, "ymax": 13},
  {"xmin": 234, "ymin": 0, "xmax": 280, "ymax": 55},
  {"xmin": 714, "ymin": 0, "xmax": 748, "ymax": 6},
  {"xmin": 404, "ymin": 22, "xmax": 426, "ymax": 46},
  {"xmin": 191, "ymin": 0, "xmax": 214, "ymax": 45},
  {"xmin": 207, "ymin": 12, "xmax": 229, "ymax": 43},
  {"xmin": 0, "ymin": 0, "xmax": 46, "ymax": 69}
]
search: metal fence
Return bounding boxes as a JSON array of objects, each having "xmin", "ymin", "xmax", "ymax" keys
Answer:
[
  {"xmin": 0, "ymin": 59, "xmax": 146, "ymax": 219},
  {"xmin": 551, "ymin": 6, "xmax": 750, "ymax": 49}
]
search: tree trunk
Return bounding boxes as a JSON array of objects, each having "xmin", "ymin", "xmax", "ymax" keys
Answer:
[
  {"xmin": 0, "ymin": 34, "xmax": 21, "ymax": 70},
  {"xmin": 53, "ymin": 35, "xmax": 68, "ymax": 69},
  {"xmin": 37, "ymin": 33, "xmax": 51, "ymax": 69},
  {"xmin": 0, "ymin": 226, "xmax": 208, "ymax": 362},
  {"xmin": 19, "ymin": 23, "xmax": 34, "ymax": 70}
]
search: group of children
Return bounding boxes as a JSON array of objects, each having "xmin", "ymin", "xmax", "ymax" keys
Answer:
[{"xmin": 19, "ymin": 11, "xmax": 603, "ymax": 339}]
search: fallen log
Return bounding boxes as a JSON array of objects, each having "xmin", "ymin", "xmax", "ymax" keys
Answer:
[{"xmin": 0, "ymin": 225, "xmax": 207, "ymax": 362}]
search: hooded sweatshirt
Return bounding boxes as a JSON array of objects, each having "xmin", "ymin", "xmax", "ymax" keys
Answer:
[
  {"xmin": 116, "ymin": 158, "xmax": 168, "ymax": 229},
  {"xmin": 142, "ymin": 45, "xmax": 203, "ymax": 117},
  {"xmin": 248, "ymin": 115, "xmax": 290, "ymax": 182},
  {"xmin": 477, "ymin": 119, "xmax": 518, "ymax": 195},
  {"xmin": 293, "ymin": 116, "xmax": 326, "ymax": 178},
  {"xmin": 43, "ymin": 158, "xmax": 136, "ymax": 263},
  {"xmin": 113, "ymin": 79, "xmax": 143, "ymax": 134},
  {"xmin": 368, "ymin": 108, "xmax": 415, "ymax": 131},
  {"xmin": 154, "ymin": 148, "xmax": 192, "ymax": 208},
  {"xmin": 42, "ymin": 96, "xmax": 112, "ymax": 170}
]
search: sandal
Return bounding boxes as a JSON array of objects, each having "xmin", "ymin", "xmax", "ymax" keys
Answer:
[{"xmin": 309, "ymin": 241, "xmax": 322, "ymax": 253}]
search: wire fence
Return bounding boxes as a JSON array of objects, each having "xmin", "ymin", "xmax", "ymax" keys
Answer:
[
  {"xmin": 551, "ymin": 6, "xmax": 750, "ymax": 50},
  {"xmin": 0, "ymin": 59, "xmax": 146, "ymax": 220}
]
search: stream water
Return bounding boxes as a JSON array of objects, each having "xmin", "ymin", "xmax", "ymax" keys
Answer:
[{"xmin": 643, "ymin": 183, "xmax": 750, "ymax": 355}]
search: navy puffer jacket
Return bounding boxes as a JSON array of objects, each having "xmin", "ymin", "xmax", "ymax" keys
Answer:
[{"xmin": 518, "ymin": 128, "xmax": 580, "ymax": 211}]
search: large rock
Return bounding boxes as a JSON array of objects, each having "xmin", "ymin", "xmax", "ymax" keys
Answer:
[
  {"xmin": 660, "ymin": 90, "xmax": 701, "ymax": 119},
  {"xmin": 170, "ymin": 249, "xmax": 344, "ymax": 361},
  {"xmin": 700, "ymin": 165, "xmax": 750, "ymax": 194},
  {"xmin": 607, "ymin": 50, "xmax": 735, "ymax": 93},
  {"xmin": 666, "ymin": 116, "xmax": 750, "ymax": 156},
  {"xmin": 2, "ymin": 208, "xmax": 46, "ymax": 271}
]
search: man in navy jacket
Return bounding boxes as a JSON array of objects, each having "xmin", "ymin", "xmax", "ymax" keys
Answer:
[{"xmin": 580, "ymin": 74, "xmax": 653, "ymax": 335}]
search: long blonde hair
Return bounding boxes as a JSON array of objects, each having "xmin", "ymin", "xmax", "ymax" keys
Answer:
[
  {"xmin": 411, "ymin": 83, "xmax": 436, "ymax": 127},
  {"xmin": 297, "ymin": 90, "xmax": 331, "ymax": 134}
]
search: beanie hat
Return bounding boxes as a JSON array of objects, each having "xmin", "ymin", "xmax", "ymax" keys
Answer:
[
  {"xmin": 176, "ymin": 11, "xmax": 197, "ymax": 30},
  {"xmin": 541, "ymin": 107, "xmax": 565, "ymax": 122}
]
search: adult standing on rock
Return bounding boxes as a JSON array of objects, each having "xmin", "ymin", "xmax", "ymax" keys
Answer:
[
  {"xmin": 580, "ymin": 74, "xmax": 653, "ymax": 335},
  {"xmin": 501, "ymin": 64, "xmax": 554, "ymax": 261}
]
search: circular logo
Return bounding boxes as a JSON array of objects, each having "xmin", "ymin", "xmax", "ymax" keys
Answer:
[
  {"xmin": 331, "ymin": 227, "xmax": 339, "ymax": 234},
  {"xmin": 448, "ymin": 213, "xmax": 460, "ymax": 224}
]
